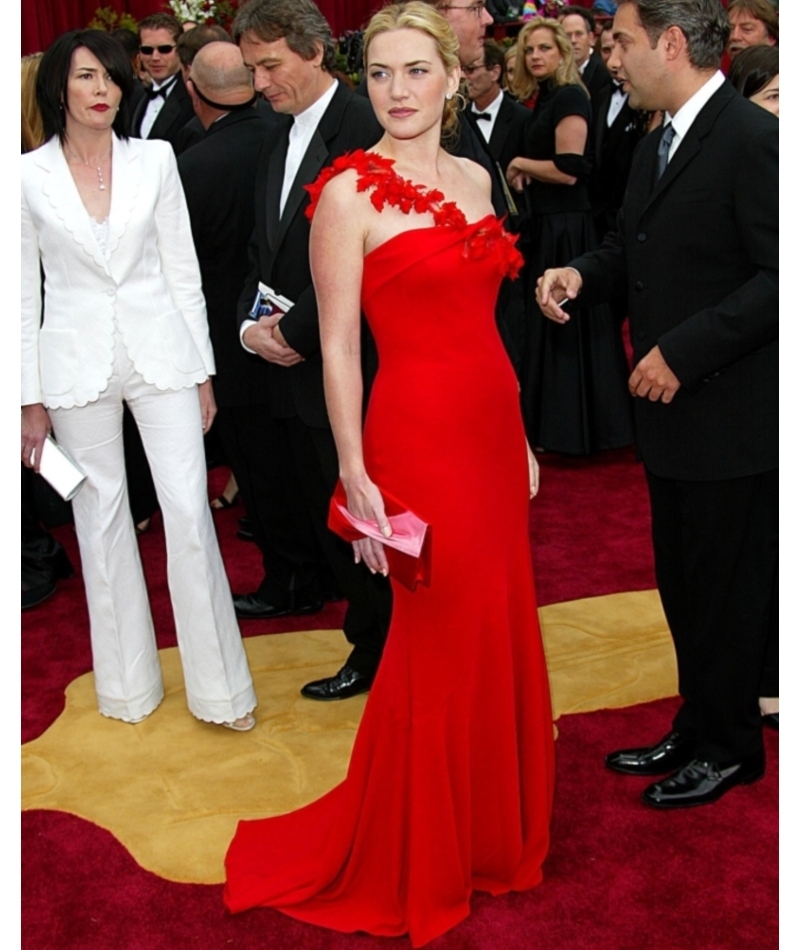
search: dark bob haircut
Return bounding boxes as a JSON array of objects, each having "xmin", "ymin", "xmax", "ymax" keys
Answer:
[
  {"xmin": 729, "ymin": 44, "xmax": 779, "ymax": 101},
  {"xmin": 36, "ymin": 30, "xmax": 134, "ymax": 144}
]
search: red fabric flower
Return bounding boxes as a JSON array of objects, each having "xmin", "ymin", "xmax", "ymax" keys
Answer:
[
  {"xmin": 465, "ymin": 220, "xmax": 524, "ymax": 280},
  {"xmin": 304, "ymin": 150, "xmax": 522, "ymax": 278}
]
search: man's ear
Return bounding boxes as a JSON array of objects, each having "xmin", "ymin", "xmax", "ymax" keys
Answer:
[{"xmin": 661, "ymin": 24, "xmax": 687, "ymax": 63}]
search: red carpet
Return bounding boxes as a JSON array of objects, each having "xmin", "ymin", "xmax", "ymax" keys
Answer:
[
  {"xmin": 22, "ymin": 451, "xmax": 778, "ymax": 948},
  {"xmin": 23, "ymin": 698, "xmax": 778, "ymax": 950}
]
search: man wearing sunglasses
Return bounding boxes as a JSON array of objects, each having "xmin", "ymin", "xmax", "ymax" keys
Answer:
[{"xmin": 132, "ymin": 13, "xmax": 196, "ymax": 153}]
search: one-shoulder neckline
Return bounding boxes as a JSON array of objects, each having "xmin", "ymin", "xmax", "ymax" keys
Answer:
[
  {"xmin": 306, "ymin": 151, "xmax": 523, "ymax": 281},
  {"xmin": 306, "ymin": 149, "xmax": 473, "ymax": 231},
  {"xmin": 364, "ymin": 213, "xmax": 497, "ymax": 262}
]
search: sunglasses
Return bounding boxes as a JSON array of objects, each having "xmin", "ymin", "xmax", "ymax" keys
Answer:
[{"xmin": 139, "ymin": 44, "xmax": 176, "ymax": 55}]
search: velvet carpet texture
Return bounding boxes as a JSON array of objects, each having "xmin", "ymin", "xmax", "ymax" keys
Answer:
[{"xmin": 21, "ymin": 451, "xmax": 778, "ymax": 948}]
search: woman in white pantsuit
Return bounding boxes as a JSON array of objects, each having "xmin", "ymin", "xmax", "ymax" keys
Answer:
[{"xmin": 21, "ymin": 30, "xmax": 257, "ymax": 730}]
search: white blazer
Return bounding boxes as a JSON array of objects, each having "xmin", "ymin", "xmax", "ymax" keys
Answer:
[{"xmin": 21, "ymin": 135, "xmax": 215, "ymax": 409}]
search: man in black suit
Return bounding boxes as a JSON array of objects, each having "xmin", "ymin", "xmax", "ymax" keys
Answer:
[
  {"xmin": 463, "ymin": 39, "xmax": 530, "ymax": 182},
  {"xmin": 132, "ymin": 13, "xmax": 196, "ymax": 153},
  {"xmin": 425, "ymin": 1, "xmax": 527, "ymax": 372},
  {"xmin": 587, "ymin": 46, "xmax": 649, "ymax": 241},
  {"xmin": 232, "ymin": 0, "xmax": 391, "ymax": 701},
  {"xmin": 177, "ymin": 41, "xmax": 280, "ymax": 539},
  {"xmin": 174, "ymin": 23, "xmax": 233, "ymax": 155},
  {"xmin": 538, "ymin": 0, "xmax": 777, "ymax": 809},
  {"xmin": 561, "ymin": 7, "xmax": 613, "ymax": 102}
]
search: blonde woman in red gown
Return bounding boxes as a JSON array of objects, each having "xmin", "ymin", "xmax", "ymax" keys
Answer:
[{"xmin": 224, "ymin": 4, "xmax": 555, "ymax": 945}]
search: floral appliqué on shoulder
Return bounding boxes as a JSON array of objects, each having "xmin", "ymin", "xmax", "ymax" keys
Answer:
[{"xmin": 305, "ymin": 149, "xmax": 523, "ymax": 280}]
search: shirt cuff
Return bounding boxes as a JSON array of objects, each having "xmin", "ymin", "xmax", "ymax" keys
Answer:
[{"xmin": 240, "ymin": 319, "xmax": 257, "ymax": 354}]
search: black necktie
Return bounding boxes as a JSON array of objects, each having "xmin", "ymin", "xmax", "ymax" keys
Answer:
[{"xmin": 655, "ymin": 123, "xmax": 676, "ymax": 182}]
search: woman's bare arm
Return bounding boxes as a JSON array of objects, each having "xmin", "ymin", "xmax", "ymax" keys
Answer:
[
  {"xmin": 507, "ymin": 114, "xmax": 588, "ymax": 189},
  {"xmin": 310, "ymin": 173, "xmax": 391, "ymax": 574}
]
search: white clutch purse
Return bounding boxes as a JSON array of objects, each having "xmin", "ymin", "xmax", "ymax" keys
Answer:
[{"xmin": 33, "ymin": 436, "xmax": 87, "ymax": 501}]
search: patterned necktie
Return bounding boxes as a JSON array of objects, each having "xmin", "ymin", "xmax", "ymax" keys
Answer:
[{"xmin": 655, "ymin": 122, "xmax": 676, "ymax": 182}]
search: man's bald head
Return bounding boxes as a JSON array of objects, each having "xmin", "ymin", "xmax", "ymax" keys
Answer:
[{"xmin": 190, "ymin": 41, "xmax": 255, "ymax": 105}]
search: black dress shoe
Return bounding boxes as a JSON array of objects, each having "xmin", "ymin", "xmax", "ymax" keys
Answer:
[
  {"xmin": 605, "ymin": 730, "xmax": 695, "ymax": 776},
  {"xmin": 232, "ymin": 592, "xmax": 323, "ymax": 621},
  {"xmin": 642, "ymin": 753, "xmax": 766, "ymax": 809},
  {"xmin": 300, "ymin": 665, "xmax": 374, "ymax": 701},
  {"xmin": 762, "ymin": 712, "xmax": 779, "ymax": 731}
]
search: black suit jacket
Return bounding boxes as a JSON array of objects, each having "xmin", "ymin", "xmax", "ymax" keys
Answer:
[
  {"xmin": 178, "ymin": 107, "xmax": 279, "ymax": 408},
  {"xmin": 571, "ymin": 81, "xmax": 778, "ymax": 481},
  {"xmin": 132, "ymin": 73, "xmax": 196, "ymax": 153},
  {"xmin": 482, "ymin": 92, "xmax": 530, "ymax": 182},
  {"xmin": 238, "ymin": 82, "xmax": 383, "ymax": 427},
  {"xmin": 580, "ymin": 52, "xmax": 613, "ymax": 103},
  {"xmin": 588, "ymin": 85, "xmax": 648, "ymax": 237}
]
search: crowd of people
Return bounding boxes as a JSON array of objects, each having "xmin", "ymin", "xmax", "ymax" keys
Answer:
[{"xmin": 21, "ymin": 0, "xmax": 778, "ymax": 945}]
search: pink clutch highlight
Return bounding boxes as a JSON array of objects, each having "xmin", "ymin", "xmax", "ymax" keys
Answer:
[{"xmin": 328, "ymin": 482, "xmax": 432, "ymax": 590}]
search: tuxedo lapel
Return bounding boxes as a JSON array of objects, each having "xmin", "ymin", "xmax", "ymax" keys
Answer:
[
  {"xmin": 275, "ymin": 128, "xmax": 328, "ymax": 248},
  {"xmin": 273, "ymin": 82, "xmax": 347, "ymax": 250},
  {"xmin": 583, "ymin": 55, "xmax": 597, "ymax": 90},
  {"xmin": 489, "ymin": 100, "xmax": 511, "ymax": 161},
  {"xmin": 267, "ymin": 129, "xmax": 289, "ymax": 252},
  {"xmin": 149, "ymin": 81, "xmax": 183, "ymax": 138},
  {"xmin": 593, "ymin": 85, "xmax": 612, "ymax": 157}
]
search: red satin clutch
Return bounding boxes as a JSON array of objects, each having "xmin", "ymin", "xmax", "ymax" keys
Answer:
[{"xmin": 328, "ymin": 481, "xmax": 432, "ymax": 590}]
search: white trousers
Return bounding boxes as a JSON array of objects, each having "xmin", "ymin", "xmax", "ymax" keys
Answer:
[{"xmin": 49, "ymin": 332, "xmax": 257, "ymax": 724}]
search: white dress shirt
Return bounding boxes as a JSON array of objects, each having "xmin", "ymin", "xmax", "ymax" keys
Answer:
[
  {"xmin": 663, "ymin": 70, "xmax": 725, "ymax": 163},
  {"xmin": 606, "ymin": 83, "xmax": 628, "ymax": 127},
  {"xmin": 279, "ymin": 79, "xmax": 338, "ymax": 216},
  {"xmin": 470, "ymin": 87, "xmax": 503, "ymax": 143},
  {"xmin": 140, "ymin": 73, "xmax": 179, "ymax": 139},
  {"xmin": 241, "ymin": 79, "xmax": 339, "ymax": 351}
]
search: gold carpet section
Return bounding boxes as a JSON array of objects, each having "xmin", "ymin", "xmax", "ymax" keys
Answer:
[{"xmin": 22, "ymin": 589, "xmax": 675, "ymax": 885}]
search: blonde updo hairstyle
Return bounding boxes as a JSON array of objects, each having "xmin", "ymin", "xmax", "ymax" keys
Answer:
[
  {"xmin": 363, "ymin": 2, "xmax": 462, "ymax": 145},
  {"xmin": 512, "ymin": 17, "xmax": 586, "ymax": 103}
]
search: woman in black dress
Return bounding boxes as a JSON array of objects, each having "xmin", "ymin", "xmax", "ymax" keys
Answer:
[{"xmin": 508, "ymin": 17, "xmax": 632, "ymax": 456}]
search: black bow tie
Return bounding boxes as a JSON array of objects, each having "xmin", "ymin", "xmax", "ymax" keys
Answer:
[
  {"xmin": 612, "ymin": 80, "xmax": 625, "ymax": 92},
  {"xmin": 473, "ymin": 111, "xmax": 491, "ymax": 122},
  {"xmin": 146, "ymin": 77, "xmax": 177, "ymax": 100}
]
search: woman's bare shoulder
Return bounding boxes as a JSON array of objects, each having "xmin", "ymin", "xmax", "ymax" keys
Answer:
[
  {"xmin": 449, "ymin": 154, "xmax": 493, "ymax": 200},
  {"xmin": 307, "ymin": 168, "xmax": 374, "ymax": 247},
  {"xmin": 310, "ymin": 165, "xmax": 375, "ymax": 220}
]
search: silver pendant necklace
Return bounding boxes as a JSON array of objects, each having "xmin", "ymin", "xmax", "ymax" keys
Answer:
[{"xmin": 65, "ymin": 141, "xmax": 112, "ymax": 190}]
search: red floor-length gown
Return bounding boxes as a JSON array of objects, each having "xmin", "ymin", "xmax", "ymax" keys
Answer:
[{"xmin": 224, "ymin": 151, "xmax": 555, "ymax": 947}]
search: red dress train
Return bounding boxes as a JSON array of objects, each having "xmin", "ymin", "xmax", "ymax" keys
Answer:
[{"xmin": 224, "ymin": 152, "xmax": 555, "ymax": 947}]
